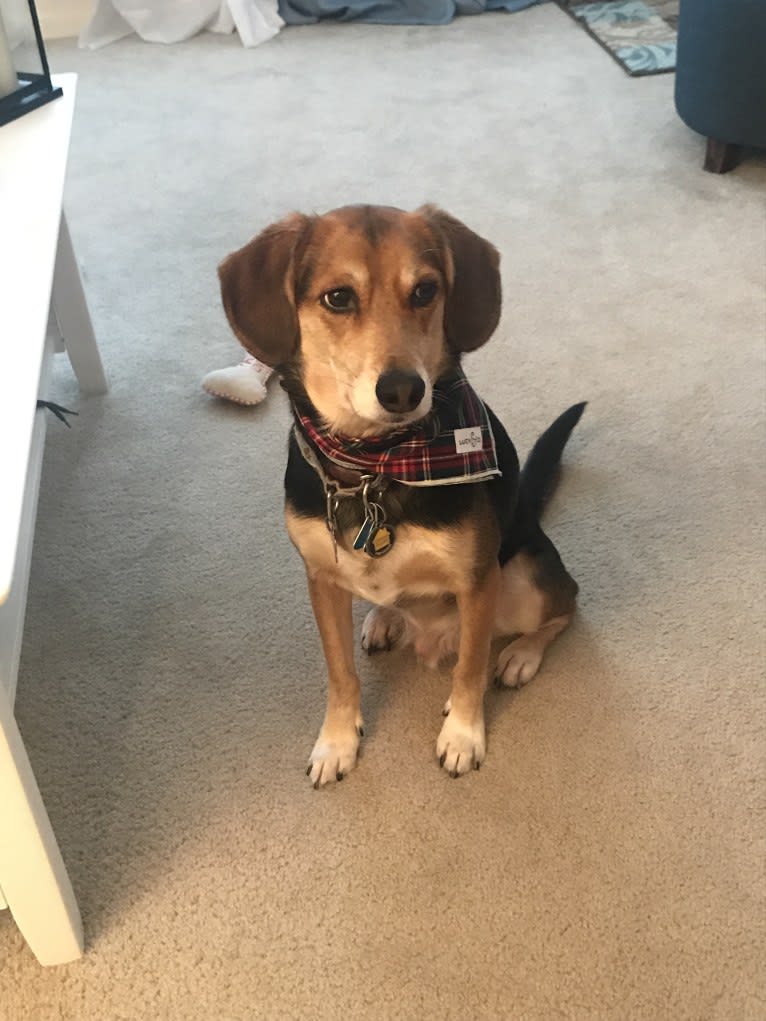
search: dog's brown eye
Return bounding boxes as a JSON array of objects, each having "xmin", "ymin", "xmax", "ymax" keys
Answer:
[
  {"xmin": 321, "ymin": 288, "xmax": 355, "ymax": 313},
  {"xmin": 411, "ymin": 280, "xmax": 438, "ymax": 308}
]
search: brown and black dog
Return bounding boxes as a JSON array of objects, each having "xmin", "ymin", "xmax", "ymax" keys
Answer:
[{"xmin": 219, "ymin": 204, "xmax": 584, "ymax": 786}]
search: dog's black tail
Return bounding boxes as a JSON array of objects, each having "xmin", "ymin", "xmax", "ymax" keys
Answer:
[{"xmin": 520, "ymin": 402, "xmax": 587, "ymax": 520}]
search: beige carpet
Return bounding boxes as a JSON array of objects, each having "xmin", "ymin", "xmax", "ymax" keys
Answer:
[{"xmin": 3, "ymin": 6, "xmax": 765, "ymax": 1017}]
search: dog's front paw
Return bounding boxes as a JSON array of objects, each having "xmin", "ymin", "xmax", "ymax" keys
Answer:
[
  {"xmin": 307, "ymin": 717, "xmax": 364, "ymax": 787},
  {"xmin": 436, "ymin": 702, "xmax": 485, "ymax": 777},
  {"xmin": 494, "ymin": 636, "xmax": 544, "ymax": 689},
  {"xmin": 361, "ymin": 606, "xmax": 404, "ymax": 654}
]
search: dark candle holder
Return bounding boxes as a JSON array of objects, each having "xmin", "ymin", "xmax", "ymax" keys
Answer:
[{"xmin": 0, "ymin": 0, "xmax": 62, "ymax": 128}]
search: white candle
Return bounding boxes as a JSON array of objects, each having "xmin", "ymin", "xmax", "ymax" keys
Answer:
[{"xmin": 0, "ymin": 8, "xmax": 19, "ymax": 101}]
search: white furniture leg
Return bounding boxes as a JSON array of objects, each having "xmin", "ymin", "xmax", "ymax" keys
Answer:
[
  {"xmin": 0, "ymin": 683, "xmax": 84, "ymax": 966},
  {"xmin": 0, "ymin": 75, "xmax": 91, "ymax": 967},
  {"xmin": 52, "ymin": 211, "xmax": 108, "ymax": 395},
  {"xmin": 47, "ymin": 306, "xmax": 65, "ymax": 354}
]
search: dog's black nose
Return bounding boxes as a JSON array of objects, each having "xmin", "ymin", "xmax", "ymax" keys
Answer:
[{"xmin": 375, "ymin": 369, "xmax": 426, "ymax": 414}]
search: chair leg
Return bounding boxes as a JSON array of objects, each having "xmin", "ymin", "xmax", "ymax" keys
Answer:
[{"xmin": 704, "ymin": 138, "xmax": 743, "ymax": 173}]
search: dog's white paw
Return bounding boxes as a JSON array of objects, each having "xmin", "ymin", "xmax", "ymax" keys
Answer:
[
  {"xmin": 307, "ymin": 718, "xmax": 364, "ymax": 787},
  {"xmin": 495, "ymin": 636, "xmax": 544, "ymax": 689},
  {"xmin": 436, "ymin": 701, "xmax": 485, "ymax": 777},
  {"xmin": 361, "ymin": 606, "xmax": 404, "ymax": 654}
]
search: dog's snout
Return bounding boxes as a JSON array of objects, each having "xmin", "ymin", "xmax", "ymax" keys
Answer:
[{"xmin": 375, "ymin": 369, "xmax": 426, "ymax": 414}]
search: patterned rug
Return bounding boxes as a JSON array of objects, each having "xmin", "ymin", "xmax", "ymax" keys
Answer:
[{"xmin": 556, "ymin": 0, "xmax": 679, "ymax": 77}]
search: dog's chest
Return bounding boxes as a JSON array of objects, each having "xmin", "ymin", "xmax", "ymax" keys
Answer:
[{"xmin": 285, "ymin": 508, "xmax": 472, "ymax": 605}]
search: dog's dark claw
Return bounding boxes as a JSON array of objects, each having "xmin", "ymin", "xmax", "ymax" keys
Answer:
[
  {"xmin": 306, "ymin": 765, "xmax": 312, "ymax": 776},
  {"xmin": 493, "ymin": 675, "xmax": 504, "ymax": 689},
  {"xmin": 439, "ymin": 752, "xmax": 447, "ymax": 768},
  {"xmin": 336, "ymin": 770, "xmax": 344, "ymax": 781},
  {"xmin": 475, "ymin": 760, "xmax": 481, "ymax": 771},
  {"xmin": 365, "ymin": 640, "xmax": 394, "ymax": 655},
  {"xmin": 357, "ymin": 725, "xmax": 365, "ymax": 737},
  {"xmin": 313, "ymin": 780, "xmax": 320, "ymax": 790}
]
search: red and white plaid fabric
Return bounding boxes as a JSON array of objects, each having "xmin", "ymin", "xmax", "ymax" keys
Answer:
[{"xmin": 293, "ymin": 369, "xmax": 501, "ymax": 487}]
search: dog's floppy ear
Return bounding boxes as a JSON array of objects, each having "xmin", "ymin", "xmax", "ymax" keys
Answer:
[
  {"xmin": 419, "ymin": 205, "xmax": 501, "ymax": 354},
  {"xmin": 218, "ymin": 214, "xmax": 311, "ymax": 367}
]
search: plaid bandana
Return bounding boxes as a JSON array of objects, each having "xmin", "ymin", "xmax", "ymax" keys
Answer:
[{"xmin": 293, "ymin": 369, "xmax": 501, "ymax": 487}]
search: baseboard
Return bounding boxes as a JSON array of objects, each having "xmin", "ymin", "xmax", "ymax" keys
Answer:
[{"xmin": 36, "ymin": 0, "xmax": 94, "ymax": 40}]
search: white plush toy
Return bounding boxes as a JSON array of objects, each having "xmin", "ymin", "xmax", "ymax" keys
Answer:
[{"xmin": 201, "ymin": 354, "xmax": 274, "ymax": 406}]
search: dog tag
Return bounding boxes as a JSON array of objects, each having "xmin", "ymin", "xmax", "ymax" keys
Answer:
[
  {"xmin": 365, "ymin": 523, "xmax": 395, "ymax": 558},
  {"xmin": 353, "ymin": 516, "xmax": 375, "ymax": 551},
  {"xmin": 355, "ymin": 483, "xmax": 384, "ymax": 553}
]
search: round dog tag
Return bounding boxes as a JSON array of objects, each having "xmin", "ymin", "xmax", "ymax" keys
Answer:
[{"xmin": 365, "ymin": 524, "xmax": 395, "ymax": 558}]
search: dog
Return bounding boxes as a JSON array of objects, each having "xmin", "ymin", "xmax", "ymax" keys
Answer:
[{"xmin": 218, "ymin": 204, "xmax": 584, "ymax": 786}]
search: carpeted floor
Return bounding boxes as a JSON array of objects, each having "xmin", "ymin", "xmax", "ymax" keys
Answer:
[{"xmin": 2, "ymin": 6, "xmax": 765, "ymax": 1018}]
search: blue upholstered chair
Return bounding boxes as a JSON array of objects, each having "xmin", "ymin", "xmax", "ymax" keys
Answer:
[{"xmin": 674, "ymin": 0, "xmax": 766, "ymax": 172}]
